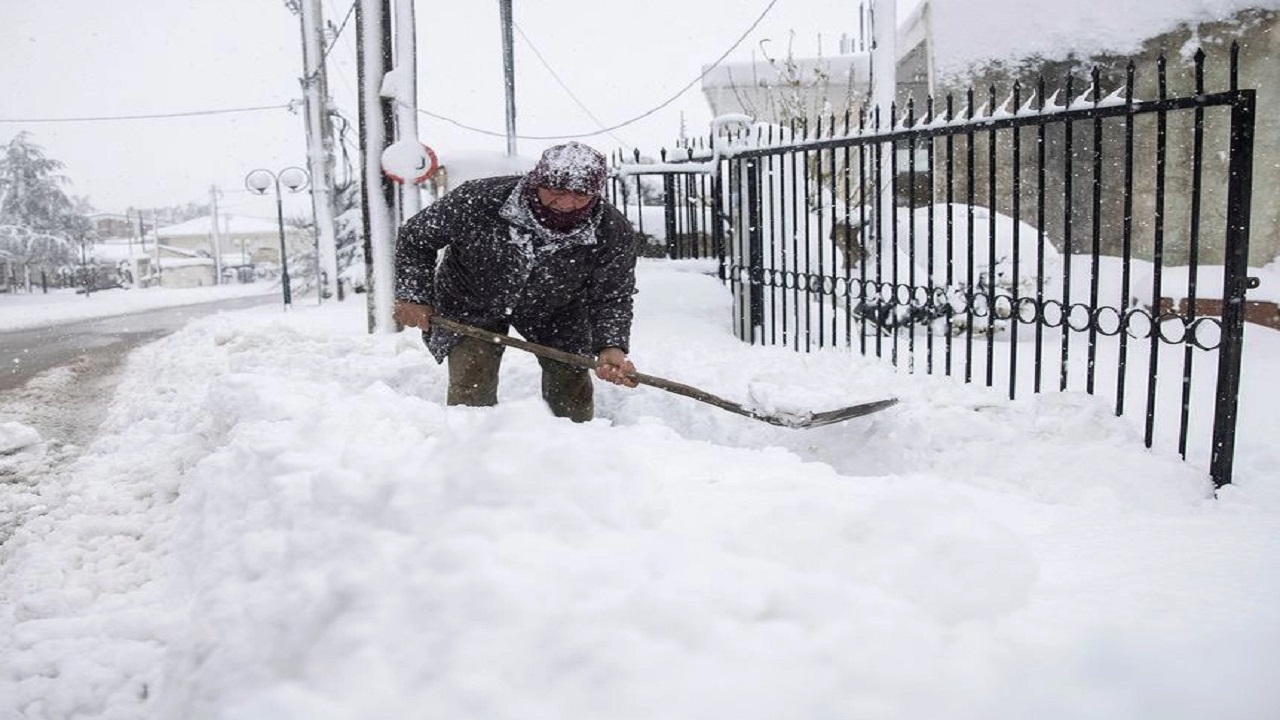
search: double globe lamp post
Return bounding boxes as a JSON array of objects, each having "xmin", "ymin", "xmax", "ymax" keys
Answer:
[{"xmin": 244, "ymin": 167, "xmax": 309, "ymax": 309}]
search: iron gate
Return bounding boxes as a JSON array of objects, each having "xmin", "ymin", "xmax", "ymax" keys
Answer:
[{"xmin": 611, "ymin": 48, "xmax": 1256, "ymax": 487}]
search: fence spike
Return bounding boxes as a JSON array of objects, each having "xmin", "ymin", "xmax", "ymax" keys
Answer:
[
  {"xmin": 1100, "ymin": 85, "xmax": 1127, "ymax": 105},
  {"xmin": 1194, "ymin": 48, "xmax": 1206, "ymax": 94},
  {"xmin": 1157, "ymin": 54, "xmax": 1168, "ymax": 100},
  {"xmin": 1017, "ymin": 84, "xmax": 1039, "ymax": 115},
  {"xmin": 1230, "ymin": 41, "xmax": 1240, "ymax": 90},
  {"xmin": 843, "ymin": 108, "xmax": 852, "ymax": 135},
  {"xmin": 1070, "ymin": 79, "xmax": 1095, "ymax": 109},
  {"xmin": 995, "ymin": 88, "xmax": 1015, "ymax": 118}
]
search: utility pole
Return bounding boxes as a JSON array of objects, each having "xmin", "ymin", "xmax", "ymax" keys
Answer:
[
  {"xmin": 357, "ymin": 0, "xmax": 398, "ymax": 333},
  {"xmin": 151, "ymin": 210, "xmax": 163, "ymax": 287},
  {"xmin": 499, "ymin": 0, "xmax": 517, "ymax": 156},
  {"xmin": 209, "ymin": 185, "xmax": 224, "ymax": 285},
  {"xmin": 298, "ymin": 0, "xmax": 340, "ymax": 301}
]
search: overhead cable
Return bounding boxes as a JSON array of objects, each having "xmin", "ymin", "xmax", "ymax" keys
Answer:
[
  {"xmin": 413, "ymin": 0, "xmax": 782, "ymax": 141},
  {"xmin": 512, "ymin": 21, "xmax": 629, "ymax": 149},
  {"xmin": 0, "ymin": 103, "xmax": 296, "ymax": 124}
]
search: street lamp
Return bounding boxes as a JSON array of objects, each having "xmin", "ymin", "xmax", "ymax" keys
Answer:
[{"xmin": 245, "ymin": 166, "xmax": 309, "ymax": 308}]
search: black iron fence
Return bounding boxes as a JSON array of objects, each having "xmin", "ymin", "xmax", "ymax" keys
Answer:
[{"xmin": 610, "ymin": 47, "xmax": 1256, "ymax": 487}]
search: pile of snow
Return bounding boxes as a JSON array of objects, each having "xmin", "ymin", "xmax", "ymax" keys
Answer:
[{"xmin": 0, "ymin": 259, "xmax": 1277, "ymax": 718}]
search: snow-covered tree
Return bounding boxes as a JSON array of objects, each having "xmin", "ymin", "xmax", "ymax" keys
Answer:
[{"xmin": 0, "ymin": 133, "xmax": 89, "ymax": 271}]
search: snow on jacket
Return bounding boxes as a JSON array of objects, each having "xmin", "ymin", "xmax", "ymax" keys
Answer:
[{"xmin": 394, "ymin": 175, "xmax": 639, "ymax": 363}]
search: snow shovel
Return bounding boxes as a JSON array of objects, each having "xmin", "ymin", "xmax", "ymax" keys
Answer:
[{"xmin": 431, "ymin": 317, "xmax": 899, "ymax": 429}]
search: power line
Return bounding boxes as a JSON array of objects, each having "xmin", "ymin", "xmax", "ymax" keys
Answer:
[
  {"xmin": 0, "ymin": 103, "xmax": 297, "ymax": 124},
  {"xmin": 412, "ymin": 0, "xmax": 782, "ymax": 141},
  {"xmin": 320, "ymin": 0, "xmax": 357, "ymax": 66},
  {"xmin": 512, "ymin": 21, "xmax": 629, "ymax": 149}
]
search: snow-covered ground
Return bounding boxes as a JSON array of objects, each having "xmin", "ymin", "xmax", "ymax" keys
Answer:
[
  {"xmin": 1, "ymin": 259, "xmax": 1277, "ymax": 719},
  {"xmin": 0, "ymin": 282, "xmax": 278, "ymax": 332}
]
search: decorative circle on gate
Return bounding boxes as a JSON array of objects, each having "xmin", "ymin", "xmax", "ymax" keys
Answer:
[
  {"xmin": 1123, "ymin": 308, "xmax": 1154, "ymax": 340},
  {"xmin": 821, "ymin": 276, "xmax": 835, "ymax": 294},
  {"xmin": 1156, "ymin": 313, "xmax": 1188, "ymax": 344},
  {"xmin": 1041, "ymin": 300, "xmax": 1065, "ymax": 328},
  {"xmin": 1188, "ymin": 316, "xmax": 1223, "ymax": 351},
  {"xmin": 932, "ymin": 287, "xmax": 953, "ymax": 312},
  {"xmin": 992, "ymin": 294, "xmax": 1015, "ymax": 320},
  {"xmin": 894, "ymin": 283, "xmax": 914, "ymax": 305},
  {"xmin": 1093, "ymin": 306, "xmax": 1123, "ymax": 337},
  {"xmin": 1066, "ymin": 303, "xmax": 1093, "ymax": 332},
  {"xmin": 1016, "ymin": 297, "xmax": 1040, "ymax": 324},
  {"xmin": 969, "ymin": 292, "xmax": 993, "ymax": 319}
]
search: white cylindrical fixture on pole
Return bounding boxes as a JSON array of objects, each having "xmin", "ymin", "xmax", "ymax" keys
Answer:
[
  {"xmin": 393, "ymin": 0, "xmax": 421, "ymax": 219},
  {"xmin": 359, "ymin": 0, "xmax": 398, "ymax": 333},
  {"xmin": 301, "ymin": 0, "xmax": 341, "ymax": 301}
]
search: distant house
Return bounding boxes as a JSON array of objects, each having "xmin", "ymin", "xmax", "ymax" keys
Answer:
[
  {"xmin": 155, "ymin": 214, "xmax": 309, "ymax": 268},
  {"xmin": 88, "ymin": 213, "xmax": 136, "ymax": 240},
  {"xmin": 153, "ymin": 245, "xmax": 216, "ymax": 289},
  {"xmin": 90, "ymin": 239, "xmax": 155, "ymax": 288},
  {"xmin": 698, "ymin": 14, "xmax": 929, "ymax": 129}
]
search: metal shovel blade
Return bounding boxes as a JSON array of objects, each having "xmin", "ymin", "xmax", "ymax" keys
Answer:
[
  {"xmin": 759, "ymin": 398, "xmax": 900, "ymax": 429},
  {"xmin": 430, "ymin": 317, "xmax": 898, "ymax": 429}
]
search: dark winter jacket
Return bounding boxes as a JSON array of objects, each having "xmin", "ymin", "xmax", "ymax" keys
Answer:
[{"xmin": 394, "ymin": 175, "xmax": 639, "ymax": 362}]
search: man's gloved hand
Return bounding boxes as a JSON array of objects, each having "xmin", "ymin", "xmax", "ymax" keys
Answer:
[
  {"xmin": 595, "ymin": 347, "xmax": 638, "ymax": 388},
  {"xmin": 393, "ymin": 300, "xmax": 435, "ymax": 330}
]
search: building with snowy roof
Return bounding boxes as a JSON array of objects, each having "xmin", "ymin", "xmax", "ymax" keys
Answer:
[{"xmin": 155, "ymin": 214, "xmax": 309, "ymax": 268}]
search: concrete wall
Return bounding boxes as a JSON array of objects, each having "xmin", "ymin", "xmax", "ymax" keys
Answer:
[{"xmin": 925, "ymin": 8, "xmax": 1278, "ymax": 267}]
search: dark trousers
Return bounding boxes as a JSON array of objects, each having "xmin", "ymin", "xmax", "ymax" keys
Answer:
[{"xmin": 447, "ymin": 336, "xmax": 594, "ymax": 422}]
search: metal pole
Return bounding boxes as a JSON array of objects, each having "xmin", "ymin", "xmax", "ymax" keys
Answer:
[
  {"xmin": 300, "ymin": 0, "xmax": 340, "ymax": 300},
  {"xmin": 1209, "ymin": 90, "xmax": 1256, "ymax": 488},
  {"xmin": 499, "ymin": 0, "xmax": 517, "ymax": 156},
  {"xmin": 210, "ymin": 185, "xmax": 223, "ymax": 285},
  {"xmin": 357, "ymin": 0, "xmax": 399, "ymax": 333},
  {"xmin": 276, "ymin": 181, "xmax": 293, "ymax": 308}
]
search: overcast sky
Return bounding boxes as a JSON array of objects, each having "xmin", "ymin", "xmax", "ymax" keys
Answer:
[{"xmin": 0, "ymin": 0, "xmax": 921, "ymax": 221}]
